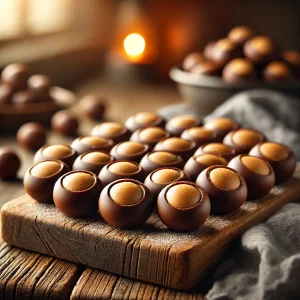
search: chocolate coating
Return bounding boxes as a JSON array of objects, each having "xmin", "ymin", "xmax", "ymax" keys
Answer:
[
  {"xmin": 154, "ymin": 137, "xmax": 197, "ymax": 162},
  {"xmin": 157, "ymin": 181, "xmax": 211, "ymax": 231},
  {"xmin": 91, "ymin": 122, "xmax": 130, "ymax": 143},
  {"xmin": 223, "ymin": 128, "xmax": 265, "ymax": 154},
  {"xmin": 1, "ymin": 63, "xmax": 30, "ymax": 90},
  {"xmin": 263, "ymin": 61, "xmax": 292, "ymax": 83},
  {"xmin": 223, "ymin": 58, "xmax": 256, "ymax": 83},
  {"xmin": 282, "ymin": 50, "xmax": 300, "ymax": 76},
  {"xmin": 183, "ymin": 153, "xmax": 227, "ymax": 181},
  {"xmin": 0, "ymin": 83, "xmax": 14, "ymax": 104},
  {"xmin": 24, "ymin": 160, "xmax": 69, "ymax": 203},
  {"xmin": 51, "ymin": 110, "xmax": 79, "ymax": 136},
  {"xmin": 0, "ymin": 147, "xmax": 21, "ymax": 179},
  {"xmin": 53, "ymin": 170, "xmax": 103, "ymax": 217},
  {"xmin": 125, "ymin": 112, "xmax": 165, "ymax": 132},
  {"xmin": 181, "ymin": 126, "xmax": 217, "ymax": 146},
  {"xmin": 27, "ymin": 74, "xmax": 52, "ymax": 97},
  {"xmin": 72, "ymin": 151, "xmax": 114, "ymax": 174},
  {"xmin": 204, "ymin": 118, "xmax": 240, "ymax": 139},
  {"xmin": 165, "ymin": 115, "xmax": 201, "ymax": 137},
  {"xmin": 71, "ymin": 136, "xmax": 114, "ymax": 155},
  {"xmin": 99, "ymin": 179, "xmax": 154, "ymax": 228},
  {"xmin": 110, "ymin": 141, "xmax": 150, "ymax": 163},
  {"xmin": 249, "ymin": 142, "xmax": 296, "ymax": 184},
  {"xmin": 244, "ymin": 36, "xmax": 276, "ymax": 65},
  {"xmin": 228, "ymin": 26, "xmax": 255, "ymax": 45},
  {"xmin": 12, "ymin": 90, "xmax": 37, "ymax": 105},
  {"xmin": 140, "ymin": 151, "xmax": 184, "ymax": 175},
  {"xmin": 144, "ymin": 167, "xmax": 190, "ymax": 198},
  {"xmin": 196, "ymin": 166, "xmax": 247, "ymax": 213},
  {"xmin": 34, "ymin": 144, "xmax": 77, "ymax": 168},
  {"xmin": 81, "ymin": 95, "xmax": 106, "ymax": 120},
  {"xmin": 190, "ymin": 60, "xmax": 220, "ymax": 76},
  {"xmin": 182, "ymin": 52, "xmax": 205, "ymax": 71},
  {"xmin": 194, "ymin": 143, "xmax": 236, "ymax": 162},
  {"xmin": 203, "ymin": 41, "xmax": 216, "ymax": 60},
  {"xmin": 130, "ymin": 127, "xmax": 169, "ymax": 147},
  {"xmin": 228, "ymin": 155, "xmax": 275, "ymax": 199},
  {"xmin": 210, "ymin": 38, "xmax": 241, "ymax": 67},
  {"xmin": 99, "ymin": 160, "xmax": 146, "ymax": 185},
  {"xmin": 17, "ymin": 122, "xmax": 47, "ymax": 150}
]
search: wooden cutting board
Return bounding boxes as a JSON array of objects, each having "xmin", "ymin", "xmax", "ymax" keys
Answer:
[{"xmin": 1, "ymin": 165, "xmax": 300, "ymax": 290}]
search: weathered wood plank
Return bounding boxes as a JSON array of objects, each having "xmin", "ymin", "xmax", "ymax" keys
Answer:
[{"xmin": 2, "ymin": 165, "xmax": 300, "ymax": 290}]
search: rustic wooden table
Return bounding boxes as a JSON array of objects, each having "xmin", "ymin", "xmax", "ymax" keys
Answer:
[{"xmin": 0, "ymin": 80, "xmax": 208, "ymax": 299}]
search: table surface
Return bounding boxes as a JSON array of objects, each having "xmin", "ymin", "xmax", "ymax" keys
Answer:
[{"xmin": 0, "ymin": 79, "xmax": 209, "ymax": 299}]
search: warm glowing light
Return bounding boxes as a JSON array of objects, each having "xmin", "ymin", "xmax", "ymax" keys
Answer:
[{"xmin": 124, "ymin": 33, "xmax": 145, "ymax": 57}]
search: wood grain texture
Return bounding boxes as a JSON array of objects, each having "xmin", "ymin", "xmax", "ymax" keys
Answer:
[{"xmin": 2, "ymin": 165, "xmax": 300, "ymax": 290}]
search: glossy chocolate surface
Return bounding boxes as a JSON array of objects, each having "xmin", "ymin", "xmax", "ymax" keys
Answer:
[
  {"xmin": 140, "ymin": 150, "xmax": 184, "ymax": 175},
  {"xmin": 157, "ymin": 181, "xmax": 211, "ymax": 231},
  {"xmin": 17, "ymin": 122, "xmax": 47, "ymax": 150},
  {"xmin": 0, "ymin": 147, "xmax": 21, "ymax": 179},
  {"xmin": 34, "ymin": 144, "xmax": 77, "ymax": 169},
  {"xmin": 0, "ymin": 83, "xmax": 14, "ymax": 104},
  {"xmin": 130, "ymin": 127, "xmax": 169, "ymax": 147},
  {"xmin": 99, "ymin": 160, "xmax": 146, "ymax": 185},
  {"xmin": 194, "ymin": 143, "xmax": 236, "ymax": 162},
  {"xmin": 51, "ymin": 110, "xmax": 79, "ymax": 136},
  {"xmin": 81, "ymin": 95, "xmax": 106, "ymax": 120},
  {"xmin": 125, "ymin": 112, "xmax": 165, "ymax": 132},
  {"xmin": 71, "ymin": 136, "xmax": 114, "ymax": 155},
  {"xmin": 204, "ymin": 118, "xmax": 240, "ymax": 138},
  {"xmin": 263, "ymin": 61, "xmax": 292, "ymax": 83},
  {"xmin": 181, "ymin": 126, "xmax": 217, "ymax": 146},
  {"xmin": 24, "ymin": 159, "xmax": 69, "ymax": 203},
  {"xmin": 249, "ymin": 142, "xmax": 296, "ymax": 184},
  {"xmin": 53, "ymin": 170, "xmax": 103, "ymax": 217},
  {"xmin": 91, "ymin": 122, "xmax": 130, "ymax": 143},
  {"xmin": 27, "ymin": 74, "xmax": 52, "ymax": 97},
  {"xmin": 1, "ymin": 63, "xmax": 30, "ymax": 90},
  {"xmin": 99, "ymin": 179, "xmax": 154, "ymax": 228},
  {"xmin": 196, "ymin": 166, "xmax": 247, "ymax": 213},
  {"xmin": 165, "ymin": 115, "xmax": 201, "ymax": 137},
  {"xmin": 144, "ymin": 167, "xmax": 190, "ymax": 197},
  {"xmin": 228, "ymin": 155, "xmax": 275, "ymax": 199}
]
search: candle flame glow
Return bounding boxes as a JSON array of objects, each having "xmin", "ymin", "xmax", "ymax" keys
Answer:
[{"xmin": 123, "ymin": 33, "xmax": 145, "ymax": 58}]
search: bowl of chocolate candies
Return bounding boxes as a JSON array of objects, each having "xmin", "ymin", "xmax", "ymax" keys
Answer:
[{"xmin": 170, "ymin": 26, "xmax": 300, "ymax": 117}]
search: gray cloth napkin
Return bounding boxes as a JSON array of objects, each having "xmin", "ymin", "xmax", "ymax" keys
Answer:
[{"xmin": 158, "ymin": 89, "xmax": 300, "ymax": 300}]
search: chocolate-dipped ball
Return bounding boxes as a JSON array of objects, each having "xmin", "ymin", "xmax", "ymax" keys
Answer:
[
  {"xmin": 51, "ymin": 110, "xmax": 79, "ymax": 136},
  {"xmin": 154, "ymin": 137, "xmax": 197, "ymax": 162},
  {"xmin": 140, "ymin": 151, "xmax": 184, "ymax": 175},
  {"xmin": 263, "ymin": 61, "xmax": 292, "ymax": 83},
  {"xmin": 183, "ymin": 154, "xmax": 227, "ymax": 181},
  {"xmin": 72, "ymin": 151, "xmax": 114, "ymax": 174},
  {"xmin": 27, "ymin": 74, "xmax": 52, "ymax": 97},
  {"xmin": 34, "ymin": 144, "xmax": 77, "ymax": 169},
  {"xmin": 249, "ymin": 142, "xmax": 296, "ymax": 184},
  {"xmin": 223, "ymin": 128, "xmax": 265, "ymax": 154},
  {"xmin": 91, "ymin": 122, "xmax": 130, "ymax": 143},
  {"xmin": 228, "ymin": 26, "xmax": 255, "ymax": 45},
  {"xmin": 0, "ymin": 83, "xmax": 14, "ymax": 104},
  {"xmin": 223, "ymin": 58, "xmax": 256, "ymax": 83},
  {"xmin": 144, "ymin": 167, "xmax": 190, "ymax": 198},
  {"xmin": 181, "ymin": 127, "xmax": 218, "ymax": 146},
  {"xmin": 1, "ymin": 63, "xmax": 30, "ymax": 90},
  {"xmin": 24, "ymin": 160, "xmax": 69, "ymax": 203},
  {"xmin": 0, "ymin": 147, "xmax": 21, "ymax": 179},
  {"xmin": 157, "ymin": 181, "xmax": 211, "ymax": 231},
  {"xmin": 204, "ymin": 118, "xmax": 240, "ymax": 139},
  {"xmin": 99, "ymin": 160, "xmax": 146, "ymax": 185},
  {"xmin": 282, "ymin": 50, "xmax": 300, "ymax": 76},
  {"xmin": 182, "ymin": 52, "xmax": 205, "ymax": 71},
  {"xmin": 165, "ymin": 115, "xmax": 201, "ymax": 137},
  {"xmin": 196, "ymin": 166, "xmax": 247, "ymax": 213},
  {"xmin": 53, "ymin": 170, "xmax": 103, "ymax": 217},
  {"xmin": 125, "ymin": 112, "xmax": 165, "ymax": 132},
  {"xmin": 17, "ymin": 122, "xmax": 47, "ymax": 151},
  {"xmin": 12, "ymin": 90, "xmax": 37, "ymax": 105},
  {"xmin": 190, "ymin": 60, "xmax": 220, "ymax": 76},
  {"xmin": 228, "ymin": 155, "xmax": 275, "ymax": 199},
  {"xmin": 71, "ymin": 136, "xmax": 114, "ymax": 155},
  {"xmin": 110, "ymin": 141, "xmax": 150, "ymax": 163},
  {"xmin": 99, "ymin": 179, "xmax": 154, "ymax": 228},
  {"xmin": 210, "ymin": 38, "xmax": 241, "ymax": 67},
  {"xmin": 203, "ymin": 41, "xmax": 215, "ymax": 60},
  {"xmin": 244, "ymin": 36, "xmax": 276, "ymax": 65},
  {"xmin": 194, "ymin": 143, "xmax": 236, "ymax": 162},
  {"xmin": 81, "ymin": 95, "xmax": 106, "ymax": 120},
  {"xmin": 130, "ymin": 127, "xmax": 169, "ymax": 147}
]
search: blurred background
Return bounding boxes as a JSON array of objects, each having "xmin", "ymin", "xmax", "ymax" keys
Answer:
[{"xmin": 1, "ymin": 0, "xmax": 300, "ymax": 86}]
